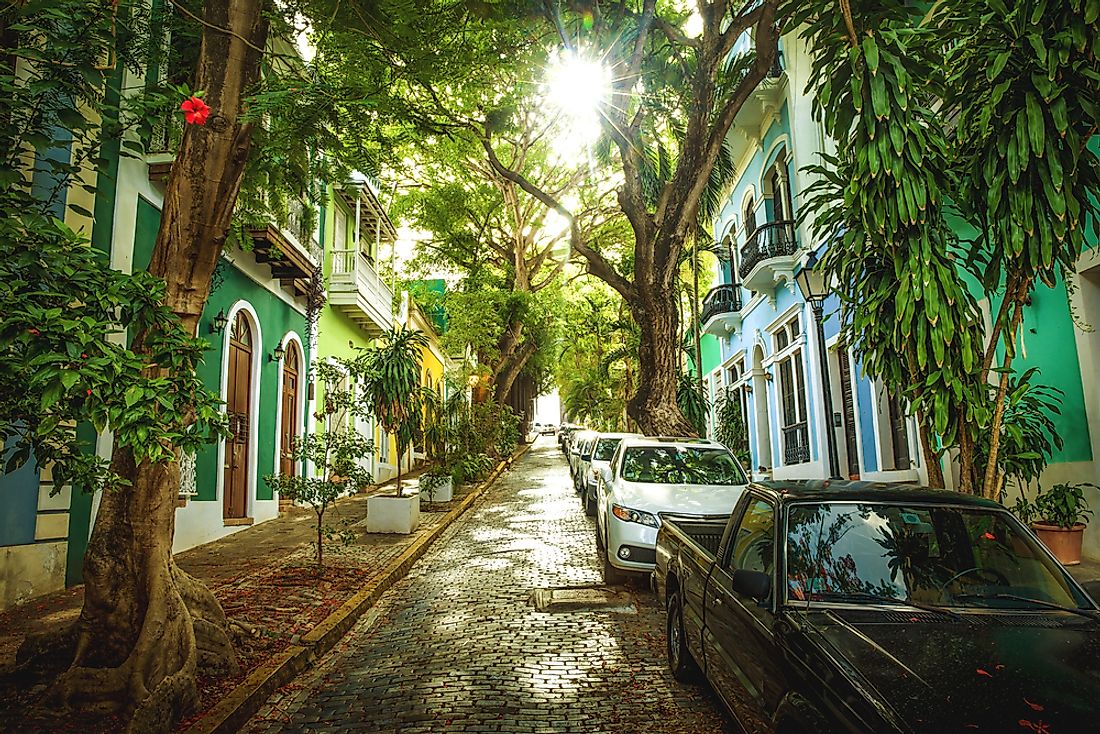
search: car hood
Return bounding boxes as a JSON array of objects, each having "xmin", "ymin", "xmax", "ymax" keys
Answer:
[
  {"xmin": 613, "ymin": 481, "xmax": 745, "ymax": 517},
  {"xmin": 795, "ymin": 608, "xmax": 1100, "ymax": 732}
]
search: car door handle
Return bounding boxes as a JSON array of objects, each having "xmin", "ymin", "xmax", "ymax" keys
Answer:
[{"xmin": 711, "ymin": 596, "xmax": 723, "ymax": 607}]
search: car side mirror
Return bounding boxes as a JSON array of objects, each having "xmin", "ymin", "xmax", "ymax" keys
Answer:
[
  {"xmin": 582, "ymin": 454, "xmax": 592, "ymax": 461},
  {"xmin": 600, "ymin": 466, "xmax": 613, "ymax": 484},
  {"xmin": 731, "ymin": 569, "xmax": 772, "ymax": 601}
]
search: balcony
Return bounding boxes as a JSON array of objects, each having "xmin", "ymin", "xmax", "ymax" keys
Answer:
[
  {"xmin": 738, "ymin": 220, "xmax": 800, "ymax": 295},
  {"xmin": 782, "ymin": 422, "xmax": 810, "ymax": 465},
  {"xmin": 145, "ymin": 111, "xmax": 182, "ymax": 183},
  {"xmin": 701, "ymin": 284, "xmax": 743, "ymax": 336},
  {"xmin": 328, "ymin": 249, "xmax": 395, "ymax": 336},
  {"xmin": 250, "ymin": 197, "xmax": 323, "ymax": 299},
  {"xmin": 724, "ymin": 50, "xmax": 788, "ymax": 161}
]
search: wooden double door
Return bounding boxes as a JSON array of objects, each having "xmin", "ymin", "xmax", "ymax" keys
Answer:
[
  {"xmin": 279, "ymin": 345, "xmax": 300, "ymax": 477},
  {"xmin": 224, "ymin": 313, "xmax": 252, "ymax": 520}
]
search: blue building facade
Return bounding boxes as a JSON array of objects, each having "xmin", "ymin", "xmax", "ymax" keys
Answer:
[{"xmin": 698, "ymin": 35, "xmax": 927, "ymax": 486}]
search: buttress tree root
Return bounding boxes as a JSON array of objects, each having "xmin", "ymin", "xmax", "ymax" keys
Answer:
[{"xmin": 17, "ymin": 451, "xmax": 238, "ymax": 734}]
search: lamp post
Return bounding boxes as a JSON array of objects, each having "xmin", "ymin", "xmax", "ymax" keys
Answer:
[{"xmin": 795, "ymin": 251, "xmax": 842, "ymax": 480}]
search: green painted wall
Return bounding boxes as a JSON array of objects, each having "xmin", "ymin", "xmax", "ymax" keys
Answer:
[
  {"xmin": 701, "ymin": 333, "xmax": 722, "ymax": 375},
  {"xmin": 948, "ymin": 214, "xmax": 1092, "ymax": 464},
  {"xmin": 1010, "ymin": 277, "xmax": 1092, "ymax": 463},
  {"xmin": 133, "ymin": 202, "xmax": 309, "ymax": 503}
]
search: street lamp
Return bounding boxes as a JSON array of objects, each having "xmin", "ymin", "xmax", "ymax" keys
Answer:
[{"xmin": 794, "ymin": 250, "xmax": 842, "ymax": 480}]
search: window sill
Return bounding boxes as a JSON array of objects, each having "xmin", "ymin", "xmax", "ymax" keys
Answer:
[{"xmin": 223, "ymin": 517, "xmax": 254, "ymax": 527}]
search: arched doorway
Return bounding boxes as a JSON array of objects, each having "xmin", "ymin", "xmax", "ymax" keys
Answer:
[
  {"xmin": 280, "ymin": 342, "xmax": 301, "ymax": 478},
  {"xmin": 224, "ymin": 312, "xmax": 253, "ymax": 520},
  {"xmin": 752, "ymin": 345, "xmax": 773, "ymax": 473}
]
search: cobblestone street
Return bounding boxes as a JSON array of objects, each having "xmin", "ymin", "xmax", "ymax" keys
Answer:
[{"xmin": 245, "ymin": 439, "xmax": 732, "ymax": 734}]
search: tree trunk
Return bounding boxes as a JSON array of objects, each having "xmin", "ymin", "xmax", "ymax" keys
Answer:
[
  {"xmin": 36, "ymin": 2, "xmax": 269, "ymax": 730},
  {"xmin": 629, "ymin": 288, "xmax": 696, "ymax": 436},
  {"xmin": 492, "ymin": 339, "xmax": 537, "ymax": 406},
  {"xmin": 981, "ymin": 282, "xmax": 1030, "ymax": 500},
  {"xmin": 395, "ymin": 437, "xmax": 404, "ymax": 496},
  {"xmin": 918, "ymin": 420, "xmax": 946, "ymax": 489}
]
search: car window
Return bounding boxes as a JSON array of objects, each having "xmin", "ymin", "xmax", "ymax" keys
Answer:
[
  {"xmin": 620, "ymin": 446, "xmax": 746, "ymax": 485},
  {"xmin": 785, "ymin": 502, "xmax": 1089, "ymax": 608},
  {"xmin": 593, "ymin": 438, "xmax": 622, "ymax": 462},
  {"xmin": 726, "ymin": 498, "xmax": 775, "ymax": 575}
]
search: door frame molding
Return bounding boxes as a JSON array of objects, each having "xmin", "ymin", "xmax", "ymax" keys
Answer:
[
  {"xmin": 273, "ymin": 330, "xmax": 306, "ymax": 486},
  {"xmin": 217, "ymin": 300, "xmax": 262, "ymax": 519}
]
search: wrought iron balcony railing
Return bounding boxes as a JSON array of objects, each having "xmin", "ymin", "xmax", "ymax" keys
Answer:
[
  {"xmin": 782, "ymin": 422, "xmax": 810, "ymax": 465},
  {"xmin": 701, "ymin": 284, "xmax": 743, "ymax": 325},
  {"xmin": 738, "ymin": 220, "xmax": 797, "ymax": 281}
]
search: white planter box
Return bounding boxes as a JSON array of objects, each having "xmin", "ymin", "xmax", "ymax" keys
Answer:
[
  {"xmin": 419, "ymin": 477, "xmax": 453, "ymax": 504},
  {"xmin": 366, "ymin": 494, "xmax": 420, "ymax": 534}
]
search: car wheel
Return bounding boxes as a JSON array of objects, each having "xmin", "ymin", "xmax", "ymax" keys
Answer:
[
  {"xmin": 583, "ymin": 489, "xmax": 596, "ymax": 517},
  {"xmin": 602, "ymin": 551, "xmax": 627, "ymax": 586},
  {"xmin": 667, "ymin": 591, "xmax": 699, "ymax": 683}
]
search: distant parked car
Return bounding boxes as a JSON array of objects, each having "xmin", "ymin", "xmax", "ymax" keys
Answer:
[
  {"xmin": 654, "ymin": 481, "xmax": 1100, "ymax": 733},
  {"xmin": 569, "ymin": 431, "xmax": 597, "ymax": 490},
  {"xmin": 558, "ymin": 424, "xmax": 582, "ymax": 452},
  {"xmin": 539, "ymin": 422, "xmax": 556, "ymax": 435},
  {"xmin": 594, "ymin": 437, "xmax": 747, "ymax": 585},
  {"xmin": 581, "ymin": 432, "xmax": 642, "ymax": 517}
]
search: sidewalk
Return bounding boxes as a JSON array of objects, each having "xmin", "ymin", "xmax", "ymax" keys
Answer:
[
  {"xmin": 1068, "ymin": 557, "xmax": 1100, "ymax": 600},
  {"xmin": 0, "ymin": 460, "xmax": 509, "ymax": 734}
]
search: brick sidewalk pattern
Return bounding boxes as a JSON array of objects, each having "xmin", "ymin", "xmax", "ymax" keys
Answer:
[{"xmin": 244, "ymin": 440, "xmax": 732, "ymax": 734}]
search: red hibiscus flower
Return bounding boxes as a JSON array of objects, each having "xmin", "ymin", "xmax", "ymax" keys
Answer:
[{"xmin": 180, "ymin": 95, "xmax": 210, "ymax": 125}]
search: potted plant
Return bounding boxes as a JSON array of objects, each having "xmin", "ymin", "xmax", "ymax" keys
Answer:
[
  {"xmin": 418, "ymin": 386, "xmax": 459, "ymax": 506},
  {"xmin": 419, "ymin": 468, "xmax": 454, "ymax": 505},
  {"xmin": 1012, "ymin": 482, "xmax": 1096, "ymax": 565},
  {"xmin": 354, "ymin": 326, "xmax": 430, "ymax": 534}
]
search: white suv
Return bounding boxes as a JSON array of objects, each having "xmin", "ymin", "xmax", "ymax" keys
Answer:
[{"xmin": 594, "ymin": 437, "xmax": 748, "ymax": 585}]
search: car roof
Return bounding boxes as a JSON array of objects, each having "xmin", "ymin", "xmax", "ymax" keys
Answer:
[
  {"xmin": 749, "ymin": 480, "xmax": 1004, "ymax": 509},
  {"xmin": 593, "ymin": 432, "xmax": 643, "ymax": 439},
  {"xmin": 619, "ymin": 436, "xmax": 726, "ymax": 449}
]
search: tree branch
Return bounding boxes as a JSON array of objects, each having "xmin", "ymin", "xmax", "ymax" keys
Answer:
[{"xmin": 476, "ymin": 122, "xmax": 636, "ymax": 301}]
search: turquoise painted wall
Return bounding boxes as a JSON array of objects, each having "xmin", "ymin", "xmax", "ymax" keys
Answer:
[
  {"xmin": 701, "ymin": 333, "xmax": 721, "ymax": 375},
  {"xmin": 946, "ymin": 214, "xmax": 1092, "ymax": 465},
  {"xmin": 1008, "ymin": 277, "xmax": 1092, "ymax": 463},
  {"xmin": 133, "ymin": 200, "xmax": 309, "ymax": 503}
]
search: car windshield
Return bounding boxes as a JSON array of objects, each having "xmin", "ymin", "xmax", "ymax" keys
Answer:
[
  {"xmin": 785, "ymin": 502, "xmax": 1090, "ymax": 610},
  {"xmin": 620, "ymin": 447, "xmax": 745, "ymax": 485},
  {"xmin": 593, "ymin": 438, "xmax": 622, "ymax": 462}
]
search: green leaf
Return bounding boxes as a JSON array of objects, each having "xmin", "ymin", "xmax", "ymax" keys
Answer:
[
  {"xmin": 1025, "ymin": 93, "xmax": 1045, "ymax": 156},
  {"xmin": 862, "ymin": 36, "xmax": 880, "ymax": 73},
  {"xmin": 60, "ymin": 370, "xmax": 78, "ymax": 390},
  {"xmin": 125, "ymin": 386, "xmax": 142, "ymax": 408}
]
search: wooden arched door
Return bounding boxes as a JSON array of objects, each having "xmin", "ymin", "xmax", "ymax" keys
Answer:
[
  {"xmin": 224, "ymin": 312, "xmax": 252, "ymax": 520},
  {"xmin": 279, "ymin": 343, "xmax": 301, "ymax": 477}
]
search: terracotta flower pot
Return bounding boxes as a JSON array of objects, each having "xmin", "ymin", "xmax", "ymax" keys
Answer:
[{"xmin": 1031, "ymin": 522, "xmax": 1086, "ymax": 566}]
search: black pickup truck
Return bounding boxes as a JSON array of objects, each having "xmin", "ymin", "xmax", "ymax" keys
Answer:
[{"xmin": 653, "ymin": 480, "xmax": 1100, "ymax": 734}]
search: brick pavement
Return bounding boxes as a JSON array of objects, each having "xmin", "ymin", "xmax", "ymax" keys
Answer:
[{"xmin": 244, "ymin": 439, "xmax": 733, "ymax": 734}]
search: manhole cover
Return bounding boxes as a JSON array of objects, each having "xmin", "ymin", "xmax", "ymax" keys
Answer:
[{"xmin": 530, "ymin": 586, "xmax": 637, "ymax": 614}]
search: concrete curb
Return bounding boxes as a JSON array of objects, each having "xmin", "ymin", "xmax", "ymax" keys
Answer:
[{"xmin": 182, "ymin": 443, "xmax": 531, "ymax": 734}]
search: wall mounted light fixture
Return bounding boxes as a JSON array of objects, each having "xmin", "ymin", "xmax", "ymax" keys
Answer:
[{"xmin": 210, "ymin": 310, "xmax": 229, "ymax": 333}]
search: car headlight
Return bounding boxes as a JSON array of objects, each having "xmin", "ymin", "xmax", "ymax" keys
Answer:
[{"xmin": 611, "ymin": 504, "xmax": 660, "ymax": 528}]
